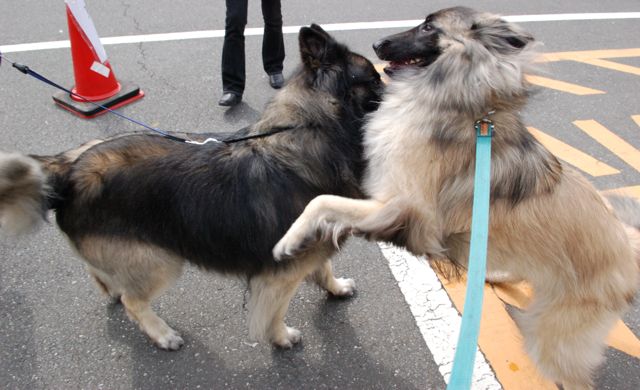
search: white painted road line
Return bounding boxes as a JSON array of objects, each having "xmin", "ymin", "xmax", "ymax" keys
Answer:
[
  {"xmin": 379, "ymin": 243, "xmax": 502, "ymax": 389},
  {"xmin": 1, "ymin": 12, "xmax": 640, "ymax": 53}
]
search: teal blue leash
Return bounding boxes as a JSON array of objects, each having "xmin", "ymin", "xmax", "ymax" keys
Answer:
[{"xmin": 447, "ymin": 113, "xmax": 494, "ymax": 390}]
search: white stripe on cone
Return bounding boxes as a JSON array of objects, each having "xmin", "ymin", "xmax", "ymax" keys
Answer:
[{"xmin": 65, "ymin": 0, "xmax": 108, "ymax": 66}]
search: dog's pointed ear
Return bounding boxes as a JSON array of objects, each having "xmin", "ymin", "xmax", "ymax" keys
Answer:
[
  {"xmin": 299, "ymin": 24, "xmax": 337, "ymax": 69},
  {"xmin": 471, "ymin": 17, "xmax": 534, "ymax": 53},
  {"xmin": 309, "ymin": 23, "xmax": 330, "ymax": 36}
]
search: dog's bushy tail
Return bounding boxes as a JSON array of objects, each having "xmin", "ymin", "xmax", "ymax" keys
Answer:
[
  {"xmin": 0, "ymin": 153, "xmax": 50, "ymax": 234},
  {"xmin": 605, "ymin": 193, "xmax": 640, "ymax": 271},
  {"xmin": 605, "ymin": 193, "xmax": 640, "ymax": 230},
  {"xmin": 0, "ymin": 139, "xmax": 102, "ymax": 234}
]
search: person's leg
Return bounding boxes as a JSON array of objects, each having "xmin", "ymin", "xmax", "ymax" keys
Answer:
[
  {"xmin": 221, "ymin": 0, "xmax": 248, "ymax": 96},
  {"xmin": 261, "ymin": 0, "xmax": 285, "ymax": 76}
]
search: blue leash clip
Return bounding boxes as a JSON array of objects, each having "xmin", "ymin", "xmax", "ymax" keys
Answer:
[{"xmin": 448, "ymin": 115, "xmax": 494, "ymax": 389}]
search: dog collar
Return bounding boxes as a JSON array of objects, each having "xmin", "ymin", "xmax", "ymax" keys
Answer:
[{"xmin": 474, "ymin": 110, "xmax": 495, "ymax": 137}]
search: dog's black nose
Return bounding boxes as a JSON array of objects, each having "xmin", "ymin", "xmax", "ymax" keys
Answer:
[{"xmin": 372, "ymin": 39, "xmax": 389, "ymax": 54}]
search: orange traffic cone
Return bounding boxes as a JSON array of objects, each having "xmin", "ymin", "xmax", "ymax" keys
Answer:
[{"xmin": 53, "ymin": 0, "xmax": 143, "ymax": 118}]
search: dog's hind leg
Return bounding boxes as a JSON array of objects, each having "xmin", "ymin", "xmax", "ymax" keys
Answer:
[
  {"xmin": 310, "ymin": 259, "xmax": 356, "ymax": 297},
  {"xmin": 76, "ymin": 237, "xmax": 185, "ymax": 350},
  {"xmin": 248, "ymin": 253, "xmax": 326, "ymax": 348},
  {"xmin": 87, "ymin": 266, "xmax": 121, "ymax": 302},
  {"xmin": 519, "ymin": 297, "xmax": 620, "ymax": 390},
  {"xmin": 121, "ymin": 293, "xmax": 184, "ymax": 351}
]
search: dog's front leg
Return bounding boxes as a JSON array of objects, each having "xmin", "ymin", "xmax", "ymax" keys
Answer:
[{"xmin": 273, "ymin": 195, "xmax": 385, "ymax": 260}]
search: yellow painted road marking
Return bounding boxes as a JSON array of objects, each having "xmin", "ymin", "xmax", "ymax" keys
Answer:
[
  {"xmin": 527, "ymin": 127, "xmax": 619, "ymax": 177},
  {"xmin": 574, "ymin": 58, "xmax": 640, "ymax": 76},
  {"xmin": 605, "ymin": 185, "xmax": 640, "ymax": 198},
  {"xmin": 525, "ymin": 75, "xmax": 605, "ymax": 95},
  {"xmin": 607, "ymin": 321, "xmax": 640, "ymax": 358},
  {"xmin": 493, "ymin": 282, "xmax": 640, "ymax": 359},
  {"xmin": 539, "ymin": 48, "xmax": 640, "ymax": 62},
  {"xmin": 574, "ymin": 120, "xmax": 640, "ymax": 172},
  {"xmin": 437, "ymin": 275, "xmax": 556, "ymax": 389},
  {"xmin": 633, "ymin": 115, "xmax": 640, "ymax": 128}
]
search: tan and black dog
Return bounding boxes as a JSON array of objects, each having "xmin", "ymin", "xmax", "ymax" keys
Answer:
[{"xmin": 0, "ymin": 24, "xmax": 382, "ymax": 351}]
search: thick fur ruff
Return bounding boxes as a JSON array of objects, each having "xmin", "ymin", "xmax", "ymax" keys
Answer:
[
  {"xmin": 0, "ymin": 25, "xmax": 382, "ymax": 350},
  {"xmin": 274, "ymin": 8, "xmax": 640, "ymax": 389}
]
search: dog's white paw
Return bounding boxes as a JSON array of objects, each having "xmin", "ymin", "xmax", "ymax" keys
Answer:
[
  {"xmin": 154, "ymin": 329, "xmax": 184, "ymax": 351},
  {"xmin": 330, "ymin": 278, "xmax": 356, "ymax": 297},
  {"xmin": 273, "ymin": 326, "xmax": 302, "ymax": 349},
  {"xmin": 273, "ymin": 224, "xmax": 309, "ymax": 261}
]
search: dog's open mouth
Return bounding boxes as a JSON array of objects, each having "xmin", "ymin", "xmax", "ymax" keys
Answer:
[{"xmin": 384, "ymin": 58, "xmax": 429, "ymax": 76}]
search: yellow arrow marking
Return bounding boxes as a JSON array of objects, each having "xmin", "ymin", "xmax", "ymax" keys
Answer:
[
  {"xmin": 525, "ymin": 75, "xmax": 605, "ymax": 95},
  {"xmin": 574, "ymin": 120, "xmax": 640, "ymax": 172},
  {"xmin": 539, "ymin": 48, "xmax": 640, "ymax": 62},
  {"xmin": 606, "ymin": 185, "xmax": 640, "ymax": 198},
  {"xmin": 528, "ymin": 127, "xmax": 619, "ymax": 177},
  {"xmin": 573, "ymin": 58, "xmax": 640, "ymax": 76}
]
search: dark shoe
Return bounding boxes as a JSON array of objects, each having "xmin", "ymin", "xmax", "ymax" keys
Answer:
[
  {"xmin": 218, "ymin": 92, "xmax": 241, "ymax": 106},
  {"xmin": 268, "ymin": 73, "xmax": 284, "ymax": 89}
]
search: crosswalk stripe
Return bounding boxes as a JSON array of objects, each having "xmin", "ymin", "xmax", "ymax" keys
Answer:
[{"xmin": 380, "ymin": 244, "xmax": 502, "ymax": 389}]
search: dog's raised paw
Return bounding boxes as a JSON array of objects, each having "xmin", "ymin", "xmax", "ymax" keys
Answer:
[
  {"xmin": 273, "ymin": 214, "xmax": 319, "ymax": 261},
  {"xmin": 273, "ymin": 234, "xmax": 304, "ymax": 261},
  {"xmin": 272, "ymin": 240, "xmax": 292, "ymax": 261}
]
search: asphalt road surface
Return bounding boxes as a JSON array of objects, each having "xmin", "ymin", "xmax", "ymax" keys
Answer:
[{"xmin": 1, "ymin": 1, "xmax": 639, "ymax": 389}]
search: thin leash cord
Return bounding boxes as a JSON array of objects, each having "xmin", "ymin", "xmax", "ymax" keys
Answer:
[
  {"xmin": 0, "ymin": 51, "xmax": 189, "ymax": 143},
  {"xmin": 447, "ymin": 117, "xmax": 494, "ymax": 389},
  {"xmin": 0, "ymin": 52, "xmax": 297, "ymax": 145},
  {"xmin": 223, "ymin": 125, "xmax": 295, "ymax": 144}
]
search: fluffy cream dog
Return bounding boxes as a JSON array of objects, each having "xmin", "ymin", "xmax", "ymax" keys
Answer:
[{"xmin": 274, "ymin": 7, "xmax": 640, "ymax": 389}]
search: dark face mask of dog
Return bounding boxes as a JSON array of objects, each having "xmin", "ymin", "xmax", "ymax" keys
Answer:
[
  {"xmin": 299, "ymin": 24, "xmax": 383, "ymax": 114},
  {"xmin": 372, "ymin": 15, "xmax": 442, "ymax": 77},
  {"xmin": 346, "ymin": 52, "xmax": 383, "ymax": 114}
]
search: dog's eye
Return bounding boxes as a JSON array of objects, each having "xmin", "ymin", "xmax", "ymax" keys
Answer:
[{"xmin": 421, "ymin": 23, "xmax": 433, "ymax": 32}]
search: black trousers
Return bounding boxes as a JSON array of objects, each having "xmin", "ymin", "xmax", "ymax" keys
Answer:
[{"xmin": 221, "ymin": 0, "xmax": 285, "ymax": 95}]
